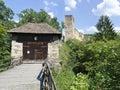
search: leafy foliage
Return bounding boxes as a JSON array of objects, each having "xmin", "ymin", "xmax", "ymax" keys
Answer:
[
  {"xmin": 0, "ymin": 24, "xmax": 11, "ymax": 72},
  {"xmin": 0, "ymin": 0, "xmax": 16, "ymax": 29},
  {"xmin": 18, "ymin": 9, "xmax": 61, "ymax": 31},
  {"xmin": 0, "ymin": 0, "xmax": 14, "ymax": 21},
  {"xmin": 95, "ymin": 15, "xmax": 117, "ymax": 41},
  {"xmin": 70, "ymin": 73, "xmax": 89, "ymax": 90},
  {"xmin": 0, "ymin": 24, "xmax": 10, "ymax": 59},
  {"xmin": 55, "ymin": 67, "xmax": 75, "ymax": 90},
  {"xmin": 64, "ymin": 39, "xmax": 120, "ymax": 90},
  {"xmin": 83, "ymin": 41, "xmax": 120, "ymax": 90},
  {"xmin": 54, "ymin": 42, "xmax": 75, "ymax": 90}
]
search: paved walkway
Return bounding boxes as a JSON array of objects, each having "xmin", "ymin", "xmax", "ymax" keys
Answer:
[{"xmin": 0, "ymin": 64, "xmax": 42, "ymax": 90}]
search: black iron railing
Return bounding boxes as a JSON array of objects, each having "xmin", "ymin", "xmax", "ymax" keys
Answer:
[{"xmin": 37, "ymin": 61, "xmax": 57, "ymax": 90}]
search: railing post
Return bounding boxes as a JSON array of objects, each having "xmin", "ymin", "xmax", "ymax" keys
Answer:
[{"xmin": 37, "ymin": 61, "xmax": 57, "ymax": 90}]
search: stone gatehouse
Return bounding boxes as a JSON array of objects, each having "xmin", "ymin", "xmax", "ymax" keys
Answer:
[{"xmin": 8, "ymin": 23, "xmax": 61, "ymax": 64}]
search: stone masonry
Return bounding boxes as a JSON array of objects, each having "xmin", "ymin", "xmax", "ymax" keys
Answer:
[
  {"xmin": 11, "ymin": 40, "xmax": 23, "ymax": 66},
  {"xmin": 64, "ymin": 15, "xmax": 84, "ymax": 41},
  {"xmin": 11, "ymin": 40, "xmax": 23, "ymax": 58},
  {"xmin": 48, "ymin": 40, "xmax": 60, "ymax": 62}
]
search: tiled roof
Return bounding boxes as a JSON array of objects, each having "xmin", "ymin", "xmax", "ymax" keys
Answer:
[{"xmin": 8, "ymin": 23, "xmax": 61, "ymax": 34}]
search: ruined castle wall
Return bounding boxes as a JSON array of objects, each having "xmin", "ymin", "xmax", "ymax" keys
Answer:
[
  {"xmin": 64, "ymin": 15, "xmax": 84, "ymax": 41},
  {"xmin": 74, "ymin": 29, "xmax": 84, "ymax": 41},
  {"xmin": 64, "ymin": 15, "xmax": 74, "ymax": 41}
]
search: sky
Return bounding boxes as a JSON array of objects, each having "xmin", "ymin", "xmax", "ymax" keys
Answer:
[{"xmin": 3, "ymin": 0, "xmax": 120, "ymax": 34}]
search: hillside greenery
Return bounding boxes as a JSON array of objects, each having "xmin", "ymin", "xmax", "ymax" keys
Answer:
[{"xmin": 56, "ymin": 39, "xmax": 120, "ymax": 90}]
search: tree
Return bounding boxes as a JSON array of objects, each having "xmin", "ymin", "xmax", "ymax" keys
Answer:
[
  {"xmin": 0, "ymin": 0, "xmax": 14, "ymax": 21},
  {"xmin": 0, "ymin": 0, "xmax": 15, "ymax": 60},
  {"xmin": 18, "ymin": 9, "xmax": 61, "ymax": 31},
  {"xmin": 0, "ymin": 23, "xmax": 10, "ymax": 59},
  {"xmin": 0, "ymin": 0, "xmax": 17, "ymax": 30},
  {"xmin": 95, "ymin": 15, "xmax": 117, "ymax": 41},
  {"xmin": 0, "ymin": 0, "xmax": 14, "ymax": 26}
]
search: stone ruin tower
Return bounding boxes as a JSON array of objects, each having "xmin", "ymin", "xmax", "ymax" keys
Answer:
[
  {"xmin": 64, "ymin": 15, "xmax": 84, "ymax": 41},
  {"xmin": 64, "ymin": 15, "xmax": 75, "ymax": 41}
]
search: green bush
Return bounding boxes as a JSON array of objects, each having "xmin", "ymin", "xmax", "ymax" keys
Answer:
[
  {"xmin": 56, "ymin": 39, "xmax": 120, "ymax": 90},
  {"xmin": 65, "ymin": 39, "xmax": 120, "ymax": 89},
  {"xmin": 82, "ymin": 41, "xmax": 120, "ymax": 89},
  {"xmin": 59, "ymin": 42, "xmax": 71, "ymax": 66},
  {"xmin": 70, "ymin": 73, "xmax": 89, "ymax": 90},
  {"xmin": 55, "ymin": 67, "xmax": 75, "ymax": 90},
  {"xmin": 55, "ymin": 42, "xmax": 75, "ymax": 90}
]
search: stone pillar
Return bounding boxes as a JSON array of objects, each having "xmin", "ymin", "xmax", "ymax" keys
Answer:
[
  {"xmin": 11, "ymin": 40, "xmax": 23, "ymax": 66},
  {"xmin": 48, "ymin": 40, "xmax": 60, "ymax": 62},
  {"xmin": 48, "ymin": 40, "xmax": 61, "ymax": 72}
]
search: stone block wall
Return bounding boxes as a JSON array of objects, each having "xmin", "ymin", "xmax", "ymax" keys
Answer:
[
  {"xmin": 11, "ymin": 40, "xmax": 23, "ymax": 65},
  {"xmin": 11, "ymin": 40, "xmax": 23, "ymax": 58},
  {"xmin": 48, "ymin": 40, "xmax": 60, "ymax": 63}
]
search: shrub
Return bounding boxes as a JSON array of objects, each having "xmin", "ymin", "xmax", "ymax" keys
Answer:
[
  {"xmin": 70, "ymin": 73, "xmax": 89, "ymax": 90},
  {"xmin": 55, "ymin": 42, "xmax": 75, "ymax": 90},
  {"xmin": 82, "ymin": 41, "xmax": 120, "ymax": 89}
]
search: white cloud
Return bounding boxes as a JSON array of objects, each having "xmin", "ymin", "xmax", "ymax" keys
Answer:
[
  {"xmin": 48, "ymin": 12, "xmax": 54, "ymax": 18},
  {"xmin": 86, "ymin": 26, "xmax": 98, "ymax": 33},
  {"xmin": 78, "ymin": 29, "xmax": 85, "ymax": 34},
  {"xmin": 51, "ymin": 2, "xmax": 58, "ymax": 7},
  {"xmin": 92, "ymin": 0, "xmax": 120, "ymax": 17},
  {"xmin": 115, "ymin": 27, "xmax": 120, "ymax": 32},
  {"xmin": 65, "ymin": 6, "xmax": 71, "ymax": 11},
  {"xmin": 75, "ymin": 26, "xmax": 97, "ymax": 34},
  {"xmin": 85, "ymin": 26, "xmax": 120, "ymax": 34},
  {"xmin": 64, "ymin": 0, "xmax": 77, "ymax": 11},
  {"xmin": 44, "ymin": 6, "xmax": 50, "ymax": 11},
  {"xmin": 44, "ymin": 0, "xmax": 49, "ymax": 6},
  {"xmin": 44, "ymin": 0, "xmax": 58, "ymax": 11}
]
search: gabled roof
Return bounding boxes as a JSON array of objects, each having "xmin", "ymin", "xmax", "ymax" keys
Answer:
[{"xmin": 8, "ymin": 23, "xmax": 61, "ymax": 34}]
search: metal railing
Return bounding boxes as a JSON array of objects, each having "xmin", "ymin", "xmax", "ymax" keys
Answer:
[{"xmin": 37, "ymin": 61, "xmax": 57, "ymax": 90}]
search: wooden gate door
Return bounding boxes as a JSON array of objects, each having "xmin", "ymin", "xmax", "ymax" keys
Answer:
[
  {"xmin": 34, "ymin": 42, "xmax": 48, "ymax": 60},
  {"xmin": 23, "ymin": 42, "xmax": 34, "ymax": 60},
  {"xmin": 23, "ymin": 42, "xmax": 48, "ymax": 61}
]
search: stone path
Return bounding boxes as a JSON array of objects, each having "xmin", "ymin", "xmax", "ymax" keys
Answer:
[{"xmin": 0, "ymin": 64, "xmax": 42, "ymax": 90}]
